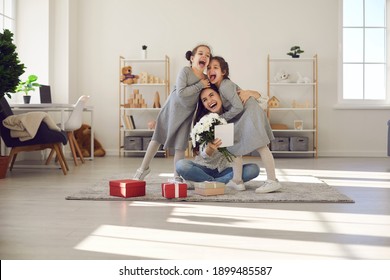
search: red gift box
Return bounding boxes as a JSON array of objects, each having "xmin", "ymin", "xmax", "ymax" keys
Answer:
[
  {"xmin": 161, "ymin": 182, "xmax": 187, "ymax": 199},
  {"xmin": 109, "ymin": 179, "xmax": 146, "ymax": 198}
]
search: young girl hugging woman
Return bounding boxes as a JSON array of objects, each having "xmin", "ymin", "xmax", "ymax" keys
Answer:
[
  {"xmin": 175, "ymin": 87, "xmax": 260, "ymax": 188},
  {"xmin": 207, "ymin": 56, "xmax": 281, "ymax": 193},
  {"xmin": 133, "ymin": 44, "xmax": 211, "ymax": 182}
]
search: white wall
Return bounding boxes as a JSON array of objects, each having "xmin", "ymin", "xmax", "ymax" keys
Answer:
[{"xmin": 16, "ymin": 0, "xmax": 390, "ymax": 157}]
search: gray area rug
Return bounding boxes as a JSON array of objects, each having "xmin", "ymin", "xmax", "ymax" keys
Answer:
[{"xmin": 66, "ymin": 174, "xmax": 354, "ymax": 203}]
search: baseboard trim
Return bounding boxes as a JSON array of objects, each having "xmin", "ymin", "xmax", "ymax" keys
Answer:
[{"xmin": 319, "ymin": 151, "xmax": 388, "ymax": 157}]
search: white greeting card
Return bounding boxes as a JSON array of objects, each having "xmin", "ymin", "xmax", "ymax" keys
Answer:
[{"xmin": 214, "ymin": 123, "xmax": 234, "ymax": 147}]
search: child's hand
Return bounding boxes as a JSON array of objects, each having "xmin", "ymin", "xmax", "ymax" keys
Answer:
[
  {"xmin": 201, "ymin": 78, "xmax": 210, "ymax": 88},
  {"xmin": 238, "ymin": 89, "xmax": 261, "ymax": 104}
]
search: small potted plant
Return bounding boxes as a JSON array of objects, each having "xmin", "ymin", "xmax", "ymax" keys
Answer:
[
  {"xmin": 287, "ymin": 46, "xmax": 304, "ymax": 58},
  {"xmin": 15, "ymin": 74, "xmax": 41, "ymax": 104}
]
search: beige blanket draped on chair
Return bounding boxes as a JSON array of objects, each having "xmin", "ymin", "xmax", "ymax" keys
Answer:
[{"xmin": 2, "ymin": 112, "xmax": 61, "ymax": 141}]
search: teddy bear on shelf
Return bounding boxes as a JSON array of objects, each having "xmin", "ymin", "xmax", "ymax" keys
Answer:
[
  {"xmin": 274, "ymin": 70, "xmax": 291, "ymax": 83},
  {"xmin": 120, "ymin": 66, "xmax": 139, "ymax": 85},
  {"xmin": 74, "ymin": 124, "xmax": 106, "ymax": 157}
]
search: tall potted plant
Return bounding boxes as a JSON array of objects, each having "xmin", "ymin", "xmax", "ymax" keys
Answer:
[{"xmin": 0, "ymin": 29, "xmax": 25, "ymax": 178}]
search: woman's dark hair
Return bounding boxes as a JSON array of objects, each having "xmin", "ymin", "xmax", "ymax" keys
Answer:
[
  {"xmin": 191, "ymin": 85, "xmax": 220, "ymax": 154},
  {"xmin": 211, "ymin": 56, "xmax": 230, "ymax": 79},
  {"xmin": 185, "ymin": 44, "xmax": 212, "ymax": 64}
]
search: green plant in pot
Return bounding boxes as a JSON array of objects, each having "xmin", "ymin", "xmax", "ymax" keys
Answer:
[
  {"xmin": 287, "ymin": 46, "xmax": 304, "ymax": 58},
  {"xmin": 15, "ymin": 74, "xmax": 41, "ymax": 104},
  {"xmin": 0, "ymin": 29, "xmax": 25, "ymax": 178}
]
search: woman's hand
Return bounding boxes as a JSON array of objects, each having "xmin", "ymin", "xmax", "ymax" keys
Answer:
[
  {"xmin": 205, "ymin": 138, "xmax": 222, "ymax": 156},
  {"xmin": 237, "ymin": 89, "xmax": 261, "ymax": 104}
]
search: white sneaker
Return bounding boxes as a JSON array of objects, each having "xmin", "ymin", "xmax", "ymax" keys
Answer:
[
  {"xmin": 133, "ymin": 167, "xmax": 151, "ymax": 180},
  {"xmin": 168, "ymin": 176, "xmax": 184, "ymax": 183},
  {"xmin": 255, "ymin": 179, "xmax": 282, "ymax": 193},
  {"xmin": 185, "ymin": 180, "xmax": 195, "ymax": 190},
  {"xmin": 226, "ymin": 180, "xmax": 246, "ymax": 191}
]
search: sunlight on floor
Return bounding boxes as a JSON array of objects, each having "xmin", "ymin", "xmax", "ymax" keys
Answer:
[
  {"xmin": 74, "ymin": 166, "xmax": 390, "ymax": 259},
  {"xmin": 164, "ymin": 203, "xmax": 390, "ymax": 237},
  {"xmin": 275, "ymin": 168, "xmax": 390, "ymax": 188},
  {"xmin": 160, "ymin": 168, "xmax": 390, "ymax": 188},
  {"xmin": 276, "ymin": 168, "xmax": 390, "ymax": 180},
  {"xmin": 163, "ymin": 202, "xmax": 390, "ymax": 238},
  {"xmin": 75, "ymin": 202, "xmax": 390, "ymax": 260},
  {"xmin": 75, "ymin": 224, "xmax": 389, "ymax": 260},
  {"xmin": 320, "ymin": 178, "xmax": 390, "ymax": 188}
]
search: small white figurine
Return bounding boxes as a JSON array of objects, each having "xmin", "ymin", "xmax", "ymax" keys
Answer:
[
  {"xmin": 296, "ymin": 72, "xmax": 311, "ymax": 83},
  {"xmin": 274, "ymin": 70, "xmax": 291, "ymax": 83}
]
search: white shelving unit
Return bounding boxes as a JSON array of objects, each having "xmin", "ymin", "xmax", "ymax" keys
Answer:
[
  {"xmin": 119, "ymin": 55, "xmax": 170, "ymax": 156},
  {"xmin": 267, "ymin": 55, "xmax": 318, "ymax": 158}
]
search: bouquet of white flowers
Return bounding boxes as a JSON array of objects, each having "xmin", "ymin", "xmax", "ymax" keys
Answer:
[{"xmin": 190, "ymin": 113, "xmax": 236, "ymax": 162}]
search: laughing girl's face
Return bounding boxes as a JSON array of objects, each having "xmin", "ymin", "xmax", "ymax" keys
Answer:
[
  {"xmin": 207, "ymin": 59, "xmax": 225, "ymax": 87},
  {"xmin": 200, "ymin": 88, "xmax": 223, "ymax": 114},
  {"xmin": 191, "ymin": 46, "xmax": 211, "ymax": 72}
]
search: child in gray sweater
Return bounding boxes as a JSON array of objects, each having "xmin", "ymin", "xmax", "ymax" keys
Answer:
[
  {"xmin": 207, "ymin": 56, "xmax": 281, "ymax": 193},
  {"xmin": 133, "ymin": 44, "xmax": 211, "ymax": 181}
]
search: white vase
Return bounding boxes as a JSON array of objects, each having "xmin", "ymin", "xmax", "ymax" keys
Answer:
[{"xmin": 142, "ymin": 49, "xmax": 147, "ymax": 59}]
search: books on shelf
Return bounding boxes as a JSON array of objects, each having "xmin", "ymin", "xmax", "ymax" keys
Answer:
[
  {"xmin": 121, "ymin": 115, "xmax": 128, "ymax": 129},
  {"xmin": 129, "ymin": 115, "xmax": 136, "ymax": 129},
  {"xmin": 122, "ymin": 115, "xmax": 136, "ymax": 129}
]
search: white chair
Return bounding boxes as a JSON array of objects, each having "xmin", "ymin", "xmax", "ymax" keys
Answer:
[{"xmin": 64, "ymin": 95, "xmax": 90, "ymax": 165}]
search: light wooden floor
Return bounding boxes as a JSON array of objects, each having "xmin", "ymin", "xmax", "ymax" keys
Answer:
[{"xmin": 0, "ymin": 156, "xmax": 389, "ymax": 260}]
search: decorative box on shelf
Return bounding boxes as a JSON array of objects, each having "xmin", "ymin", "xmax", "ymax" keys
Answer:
[
  {"xmin": 124, "ymin": 136, "xmax": 142, "ymax": 150},
  {"xmin": 161, "ymin": 182, "xmax": 187, "ymax": 199},
  {"xmin": 109, "ymin": 179, "xmax": 146, "ymax": 198},
  {"xmin": 290, "ymin": 136, "xmax": 309, "ymax": 151},
  {"xmin": 194, "ymin": 181, "xmax": 225, "ymax": 196},
  {"xmin": 270, "ymin": 137, "xmax": 289, "ymax": 151}
]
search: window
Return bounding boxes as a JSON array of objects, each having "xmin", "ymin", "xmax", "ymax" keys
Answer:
[
  {"xmin": 0, "ymin": 0, "xmax": 15, "ymax": 33},
  {"xmin": 341, "ymin": 0, "xmax": 389, "ymax": 106}
]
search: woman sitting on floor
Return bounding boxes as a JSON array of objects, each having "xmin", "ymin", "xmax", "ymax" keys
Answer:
[{"xmin": 176, "ymin": 87, "xmax": 279, "ymax": 193}]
